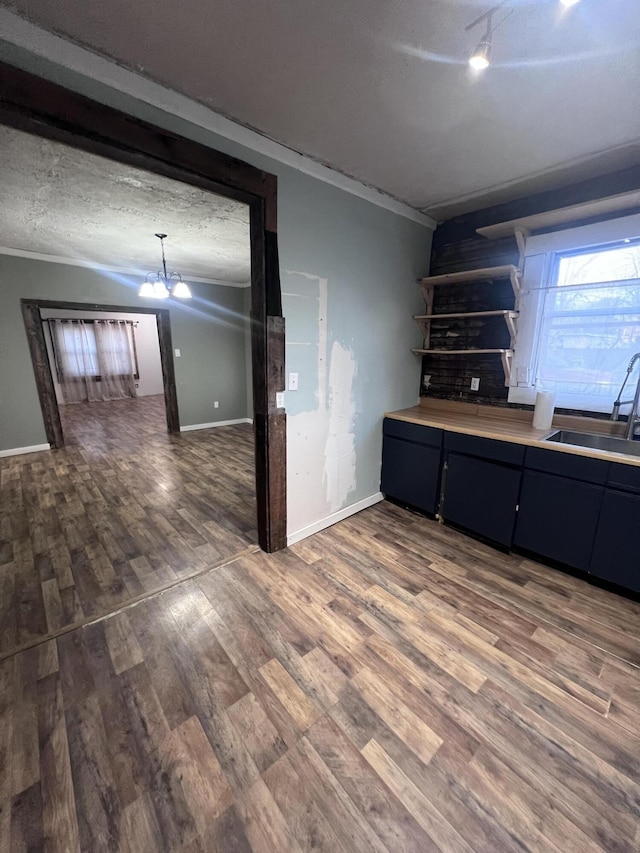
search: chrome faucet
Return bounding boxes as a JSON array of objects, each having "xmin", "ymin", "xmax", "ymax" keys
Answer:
[{"xmin": 612, "ymin": 352, "xmax": 640, "ymax": 440}]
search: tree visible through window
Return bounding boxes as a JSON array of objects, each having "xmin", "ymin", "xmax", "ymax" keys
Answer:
[{"xmin": 534, "ymin": 241, "xmax": 640, "ymax": 412}]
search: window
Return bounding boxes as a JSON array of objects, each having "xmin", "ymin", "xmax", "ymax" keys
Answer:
[
  {"xmin": 49, "ymin": 319, "xmax": 139, "ymax": 381},
  {"xmin": 54, "ymin": 321, "xmax": 100, "ymax": 378},
  {"xmin": 510, "ymin": 214, "xmax": 640, "ymax": 414}
]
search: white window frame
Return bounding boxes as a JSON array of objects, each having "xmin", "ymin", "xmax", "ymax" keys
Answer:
[{"xmin": 509, "ymin": 211, "xmax": 640, "ymax": 411}]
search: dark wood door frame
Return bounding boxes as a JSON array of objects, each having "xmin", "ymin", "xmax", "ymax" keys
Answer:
[
  {"xmin": 21, "ymin": 299, "xmax": 180, "ymax": 447},
  {"xmin": 1, "ymin": 62, "xmax": 286, "ymax": 552}
]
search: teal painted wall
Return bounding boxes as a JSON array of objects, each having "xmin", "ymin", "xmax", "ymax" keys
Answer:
[
  {"xmin": 0, "ymin": 43, "xmax": 432, "ymax": 535},
  {"xmin": 0, "ymin": 256, "xmax": 251, "ymax": 449}
]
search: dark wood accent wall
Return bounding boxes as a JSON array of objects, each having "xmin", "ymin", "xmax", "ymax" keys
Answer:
[{"xmin": 422, "ymin": 165, "xmax": 640, "ymax": 406}]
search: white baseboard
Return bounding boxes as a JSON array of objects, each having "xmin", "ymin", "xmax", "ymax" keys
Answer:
[
  {"xmin": 287, "ymin": 492, "xmax": 384, "ymax": 546},
  {"xmin": 180, "ymin": 418, "xmax": 253, "ymax": 432},
  {"xmin": 0, "ymin": 443, "xmax": 50, "ymax": 458}
]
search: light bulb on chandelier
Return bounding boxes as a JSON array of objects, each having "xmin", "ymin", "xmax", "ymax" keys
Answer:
[{"xmin": 139, "ymin": 233, "xmax": 192, "ymax": 299}]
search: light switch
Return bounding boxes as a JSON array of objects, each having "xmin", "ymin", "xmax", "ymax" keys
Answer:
[
  {"xmin": 175, "ymin": 348, "xmax": 181, "ymax": 357},
  {"xmin": 288, "ymin": 372, "xmax": 299, "ymax": 391}
]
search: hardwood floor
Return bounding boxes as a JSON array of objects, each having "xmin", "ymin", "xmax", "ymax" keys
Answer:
[
  {"xmin": 0, "ymin": 396, "xmax": 257, "ymax": 657},
  {"xmin": 2, "ymin": 499, "xmax": 639, "ymax": 851}
]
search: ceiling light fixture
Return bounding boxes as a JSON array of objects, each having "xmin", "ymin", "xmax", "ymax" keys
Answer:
[
  {"xmin": 560, "ymin": 0, "xmax": 581, "ymax": 6},
  {"xmin": 469, "ymin": 35, "xmax": 492, "ymax": 70},
  {"xmin": 467, "ymin": 8, "xmax": 496, "ymax": 71},
  {"xmin": 139, "ymin": 233, "xmax": 192, "ymax": 299}
]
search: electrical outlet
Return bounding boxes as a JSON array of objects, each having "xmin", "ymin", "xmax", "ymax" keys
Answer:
[
  {"xmin": 175, "ymin": 348, "xmax": 181, "ymax": 357},
  {"xmin": 423, "ymin": 374, "xmax": 431, "ymax": 389},
  {"xmin": 214, "ymin": 401, "xmax": 219, "ymax": 409},
  {"xmin": 276, "ymin": 391, "xmax": 285, "ymax": 409},
  {"xmin": 471, "ymin": 377, "xmax": 480, "ymax": 391},
  {"xmin": 288, "ymin": 372, "xmax": 299, "ymax": 391}
]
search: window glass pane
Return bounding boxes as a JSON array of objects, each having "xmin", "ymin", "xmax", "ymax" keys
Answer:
[
  {"xmin": 557, "ymin": 243, "xmax": 640, "ymax": 286},
  {"xmin": 61, "ymin": 325, "xmax": 99, "ymax": 376},
  {"xmin": 535, "ymin": 243, "xmax": 640, "ymax": 412}
]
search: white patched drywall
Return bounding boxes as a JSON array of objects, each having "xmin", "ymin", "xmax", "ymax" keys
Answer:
[{"xmin": 284, "ymin": 272, "xmax": 358, "ymax": 535}]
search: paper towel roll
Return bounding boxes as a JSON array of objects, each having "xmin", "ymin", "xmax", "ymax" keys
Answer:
[{"xmin": 533, "ymin": 391, "xmax": 556, "ymax": 430}]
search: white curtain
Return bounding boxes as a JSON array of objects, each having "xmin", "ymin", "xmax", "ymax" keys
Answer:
[
  {"xmin": 94, "ymin": 321, "xmax": 137, "ymax": 400},
  {"xmin": 51, "ymin": 319, "xmax": 137, "ymax": 404}
]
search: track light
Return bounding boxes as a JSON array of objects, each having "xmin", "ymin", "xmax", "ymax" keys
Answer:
[
  {"xmin": 466, "ymin": 1, "xmax": 580, "ymax": 73},
  {"xmin": 470, "ymin": 37, "xmax": 492, "ymax": 70},
  {"xmin": 467, "ymin": 8, "xmax": 495, "ymax": 71}
]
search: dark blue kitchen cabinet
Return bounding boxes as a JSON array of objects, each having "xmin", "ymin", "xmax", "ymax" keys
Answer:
[
  {"xmin": 381, "ymin": 419, "xmax": 443, "ymax": 515},
  {"xmin": 514, "ymin": 470, "xmax": 603, "ymax": 571},
  {"xmin": 590, "ymin": 490, "xmax": 640, "ymax": 591},
  {"xmin": 441, "ymin": 451, "xmax": 522, "ymax": 547}
]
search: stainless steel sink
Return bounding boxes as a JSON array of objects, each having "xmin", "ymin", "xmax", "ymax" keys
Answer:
[{"xmin": 544, "ymin": 429, "xmax": 640, "ymax": 458}]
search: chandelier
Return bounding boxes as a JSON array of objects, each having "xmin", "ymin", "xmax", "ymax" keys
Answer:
[{"xmin": 139, "ymin": 233, "xmax": 192, "ymax": 299}]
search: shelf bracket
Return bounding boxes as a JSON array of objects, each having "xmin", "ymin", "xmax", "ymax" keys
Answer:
[
  {"xmin": 420, "ymin": 283, "xmax": 434, "ymax": 349},
  {"xmin": 503, "ymin": 311, "xmax": 517, "ymax": 347},
  {"xmin": 509, "ymin": 268, "xmax": 522, "ymax": 308},
  {"xmin": 514, "ymin": 226, "xmax": 529, "ymax": 272},
  {"xmin": 501, "ymin": 350, "xmax": 513, "ymax": 387}
]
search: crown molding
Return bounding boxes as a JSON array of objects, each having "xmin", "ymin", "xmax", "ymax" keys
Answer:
[
  {"xmin": 0, "ymin": 10, "xmax": 436, "ymax": 231},
  {"xmin": 0, "ymin": 246, "xmax": 250, "ymax": 287}
]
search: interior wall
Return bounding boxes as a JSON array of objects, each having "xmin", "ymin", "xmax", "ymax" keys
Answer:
[
  {"xmin": 0, "ymin": 254, "xmax": 252, "ymax": 449},
  {"xmin": 40, "ymin": 308, "xmax": 164, "ymax": 403},
  {"xmin": 0, "ymin": 40, "xmax": 434, "ymax": 540}
]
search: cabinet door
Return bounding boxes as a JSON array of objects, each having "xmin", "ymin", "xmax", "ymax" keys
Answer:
[
  {"xmin": 442, "ymin": 453, "xmax": 521, "ymax": 547},
  {"xmin": 514, "ymin": 470, "xmax": 602, "ymax": 571},
  {"xmin": 381, "ymin": 436, "xmax": 442, "ymax": 514},
  {"xmin": 590, "ymin": 490, "xmax": 640, "ymax": 592}
]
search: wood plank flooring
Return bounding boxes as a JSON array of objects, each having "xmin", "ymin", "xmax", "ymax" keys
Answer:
[
  {"xmin": 2, "ymin": 499, "xmax": 639, "ymax": 851},
  {"xmin": 0, "ymin": 396, "xmax": 257, "ymax": 657}
]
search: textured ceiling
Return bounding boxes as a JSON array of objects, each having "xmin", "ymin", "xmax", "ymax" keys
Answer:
[
  {"xmin": 0, "ymin": 126, "xmax": 251, "ymax": 281},
  {"xmin": 2, "ymin": 0, "xmax": 640, "ymax": 217}
]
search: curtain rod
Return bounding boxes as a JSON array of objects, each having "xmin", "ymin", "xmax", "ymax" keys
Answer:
[{"xmin": 44, "ymin": 318, "xmax": 139, "ymax": 326}]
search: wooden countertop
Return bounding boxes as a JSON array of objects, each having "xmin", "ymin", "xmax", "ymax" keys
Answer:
[{"xmin": 385, "ymin": 400, "xmax": 640, "ymax": 468}]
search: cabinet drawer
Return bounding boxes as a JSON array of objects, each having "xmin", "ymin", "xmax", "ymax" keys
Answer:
[
  {"xmin": 524, "ymin": 447, "xmax": 608, "ymax": 485},
  {"xmin": 383, "ymin": 418, "xmax": 443, "ymax": 448},
  {"xmin": 607, "ymin": 462, "xmax": 640, "ymax": 494},
  {"xmin": 444, "ymin": 432, "xmax": 524, "ymax": 466}
]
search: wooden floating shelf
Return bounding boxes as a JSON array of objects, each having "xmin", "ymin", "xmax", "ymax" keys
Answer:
[
  {"xmin": 412, "ymin": 348, "xmax": 512, "ymax": 355},
  {"xmin": 412, "ymin": 348, "xmax": 514, "ymax": 386},
  {"xmin": 415, "ymin": 265, "xmax": 520, "ymax": 387},
  {"xmin": 414, "ymin": 309, "xmax": 518, "ymax": 346},
  {"xmin": 417, "ymin": 265, "xmax": 520, "ymax": 287},
  {"xmin": 419, "ymin": 265, "xmax": 521, "ymax": 306},
  {"xmin": 414, "ymin": 310, "xmax": 518, "ymax": 321},
  {"xmin": 476, "ymin": 190, "xmax": 640, "ymax": 240}
]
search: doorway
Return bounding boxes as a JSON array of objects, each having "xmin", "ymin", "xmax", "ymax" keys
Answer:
[
  {"xmin": 1, "ymin": 61, "xmax": 286, "ymax": 553},
  {"xmin": 22, "ymin": 299, "xmax": 180, "ymax": 447}
]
